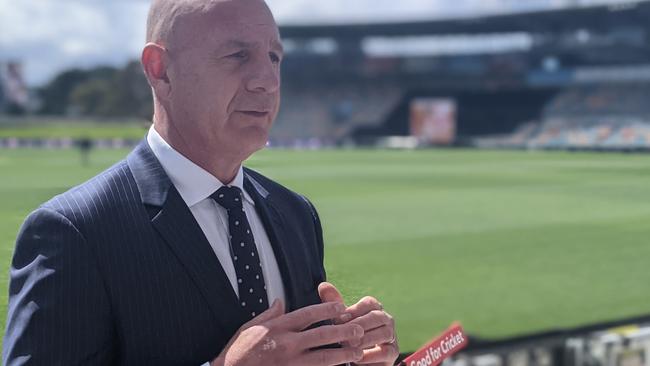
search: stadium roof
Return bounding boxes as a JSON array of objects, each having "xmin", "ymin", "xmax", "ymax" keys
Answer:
[{"xmin": 280, "ymin": 1, "xmax": 650, "ymax": 39}]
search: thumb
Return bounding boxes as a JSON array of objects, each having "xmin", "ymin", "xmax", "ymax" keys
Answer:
[
  {"xmin": 318, "ymin": 282, "xmax": 349, "ymax": 324},
  {"xmin": 246, "ymin": 299, "xmax": 285, "ymax": 327},
  {"xmin": 318, "ymin": 282, "xmax": 345, "ymax": 304}
]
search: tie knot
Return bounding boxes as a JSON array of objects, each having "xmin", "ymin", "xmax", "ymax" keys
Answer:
[{"xmin": 211, "ymin": 186, "xmax": 244, "ymax": 211}]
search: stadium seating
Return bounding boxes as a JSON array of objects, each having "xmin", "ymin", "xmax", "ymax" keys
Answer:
[
  {"xmin": 271, "ymin": 83, "xmax": 403, "ymax": 146},
  {"xmin": 478, "ymin": 83, "xmax": 650, "ymax": 151}
]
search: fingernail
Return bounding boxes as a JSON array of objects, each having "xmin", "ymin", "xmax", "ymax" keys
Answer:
[
  {"xmin": 340, "ymin": 313, "xmax": 352, "ymax": 322},
  {"xmin": 335, "ymin": 303, "xmax": 346, "ymax": 313}
]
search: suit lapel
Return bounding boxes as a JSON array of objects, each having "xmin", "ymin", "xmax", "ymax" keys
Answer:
[
  {"xmin": 127, "ymin": 140, "xmax": 246, "ymax": 335},
  {"xmin": 244, "ymin": 171, "xmax": 303, "ymax": 312},
  {"xmin": 151, "ymin": 188, "xmax": 247, "ymax": 333}
]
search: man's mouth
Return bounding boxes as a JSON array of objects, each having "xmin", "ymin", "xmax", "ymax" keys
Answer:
[{"xmin": 239, "ymin": 111, "xmax": 270, "ymax": 118}]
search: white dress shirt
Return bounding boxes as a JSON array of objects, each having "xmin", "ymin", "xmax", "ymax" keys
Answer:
[{"xmin": 146, "ymin": 125, "xmax": 286, "ymax": 313}]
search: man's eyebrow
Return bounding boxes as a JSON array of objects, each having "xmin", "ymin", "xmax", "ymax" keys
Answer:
[
  {"xmin": 218, "ymin": 40, "xmax": 255, "ymax": 52},
  {"xmin": 216, "ymin": 39, "xmax": 283, "ymax": 54}
]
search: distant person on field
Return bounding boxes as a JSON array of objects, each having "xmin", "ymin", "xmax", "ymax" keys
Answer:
[{"xmin": 76, "ymin": 136, "xmax": 93, "ymax": 166}]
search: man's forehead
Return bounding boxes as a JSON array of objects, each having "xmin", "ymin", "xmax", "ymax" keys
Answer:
[
  {"xmin": 175, "ymin": 0, "xmax": 278, "ymax": 38},
  {"xmin": 185, "ymin": 0, "xmax": 274, "ymax": 23},
  {"xmin": 156, "ymin": 0, "xmax": 280, "ymax": 54}
]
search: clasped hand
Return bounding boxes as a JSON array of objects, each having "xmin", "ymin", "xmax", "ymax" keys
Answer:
[
  {"xmin": 212, "ymin": 282, "xmax": 398, "ymax": 366},
  {"xmin": 319, "ymin": 282, "xmax": 399, "ymax": 366}
]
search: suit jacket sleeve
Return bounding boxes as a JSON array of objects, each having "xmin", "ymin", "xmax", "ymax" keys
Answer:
[{"xmin": 3, "ymin": 207, "xmax": 113, "ymax": 366}]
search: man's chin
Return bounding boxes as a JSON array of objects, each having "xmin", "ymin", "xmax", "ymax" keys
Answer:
[{"xmin": 237, "ymin": 127, "xmax": 270, "ymax": 153}]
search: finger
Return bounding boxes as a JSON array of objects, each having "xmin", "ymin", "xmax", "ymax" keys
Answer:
[
  {"xmin": 243, "ymin": 299, "xmax": 285, "ymax": 327},
  {"xmin": 345, "ymin": 296, "xmax": 383, "ymax": 320},
  {"xmin": 318, "ymin": 282, "xmax": 351, "ymax": 324},
  {"xmin": 349, "ymin": 310, "xmax": 393, "ymax": 333},
  {"xmin": 355, "ymin": 343, "xmax": 400, "ymax": 365},
  {"xmin": 297, "ymin": 323, "xmax": 364, "ymax": 349},
  {"xmin": 356, "ymin": 325, "xmax": 395, "ymax": 349},
  {"xmin": 273, "ymin": 302, "xmax": 346, "ymax": 331},
  {"xmin": 318, "ymin": 282, "xmax": 345, "ymax": 304},
  {"xmin": 298, "ymin": 346, "xmax": 364, "ymax": 366}
]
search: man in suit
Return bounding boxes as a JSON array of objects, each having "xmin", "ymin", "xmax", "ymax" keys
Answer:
[{"xmin": 3, "ymin": 0, "xmax": 399, "ymax": 365}]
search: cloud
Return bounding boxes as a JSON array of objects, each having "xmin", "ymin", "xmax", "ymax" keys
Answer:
[
  {"xmin": 0, "ymin": 0, "xmax": 641, "ymax": 86},
  {"xmin": 0, "ymin": 0, "xmax": 149, "ymax": 86}
]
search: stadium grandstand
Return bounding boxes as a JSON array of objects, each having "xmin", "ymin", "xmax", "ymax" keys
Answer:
[{"xmin": 274, "ymin": 0, "xmax": 650, "ymax": 151}]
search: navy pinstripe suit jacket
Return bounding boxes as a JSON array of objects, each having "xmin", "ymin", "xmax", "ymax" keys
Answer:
[{"xmin": 3, "ymin": 140, "xmax": 327, "ymax": 365}]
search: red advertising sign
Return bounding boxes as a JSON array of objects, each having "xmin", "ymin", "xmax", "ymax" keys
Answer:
[{"xmin": 400, "ymin": 323, "xmax": 468, "ymax": 366}]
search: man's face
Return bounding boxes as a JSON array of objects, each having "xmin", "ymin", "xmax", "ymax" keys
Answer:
[{"xmin": 166, "ymin": 0, "xmax": 282, "ymax": 160}]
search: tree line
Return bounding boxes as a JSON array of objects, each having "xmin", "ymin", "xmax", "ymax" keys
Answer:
[{"xmin": 37, "ymin": 61, "xmax": 153, "ymax": 120}]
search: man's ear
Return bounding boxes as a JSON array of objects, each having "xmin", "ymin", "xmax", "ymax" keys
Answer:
[{"xmin": 141, "ymin": 43, "xmax": 171, "ymax": 100}]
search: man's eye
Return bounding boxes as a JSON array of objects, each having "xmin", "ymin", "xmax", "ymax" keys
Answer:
[
  {"xmin": 269, "ymin": 52, "xmax": 281, "ymax": 64},
  {"xmin": 227, "ymin": 51, "xmax": 247, "ymax": 59}
]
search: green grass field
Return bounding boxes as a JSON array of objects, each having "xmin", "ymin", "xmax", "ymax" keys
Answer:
[
  {"xmin": 1, "ymin": 147, "xmax": 649, "ymax": 351},
  {"xmin": 0, "ymin": 118, "xmax": 149, "ymax": 139}
]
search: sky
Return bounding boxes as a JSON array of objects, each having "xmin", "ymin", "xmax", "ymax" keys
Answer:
[{"xmin": 0, "ymin": 0, "xmax": 641, "ymax": 86}]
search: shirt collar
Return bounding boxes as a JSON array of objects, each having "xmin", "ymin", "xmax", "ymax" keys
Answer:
[{"xmin": 146, "ymin": 125, "xmax": 255, "ymax": 208}]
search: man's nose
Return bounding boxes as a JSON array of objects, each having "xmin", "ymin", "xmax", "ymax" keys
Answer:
[{"xmin": 246, "ymin": 60, "xmax": 280, "ymax": 93}]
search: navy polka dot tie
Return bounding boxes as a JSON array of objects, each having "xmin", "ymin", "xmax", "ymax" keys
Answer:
[{"xmin": 211, "ymin": 186, "xmax": 269, "ymax": 320}]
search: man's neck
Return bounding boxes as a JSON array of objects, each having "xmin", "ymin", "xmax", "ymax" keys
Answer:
[{"xmin": 153, "ymin": 122, "xmax": 241, "ymax": 185}]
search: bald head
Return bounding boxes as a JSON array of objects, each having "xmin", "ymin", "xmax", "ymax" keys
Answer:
[
  {"xmin": 147, "ymin": 0, "xmax": 269, "ymax": 48},
  {"xmin": 147, "ymin": 0, "xmax": 213, "ymax": 48}
]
